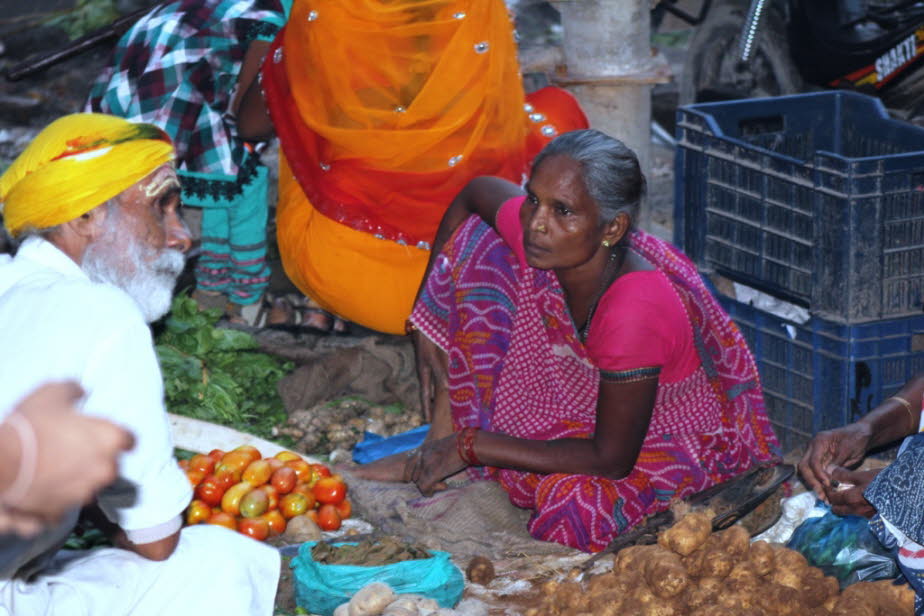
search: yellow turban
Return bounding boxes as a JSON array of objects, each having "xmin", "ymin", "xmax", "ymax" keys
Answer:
[{"xmin": 0, "ymin": 113, "xmax": 175, "ymax": 237}]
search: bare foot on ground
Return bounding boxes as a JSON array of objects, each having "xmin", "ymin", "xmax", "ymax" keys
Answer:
[{"xmin": 349, "ymin": 450, "xmax": 415, "ymax": 482}]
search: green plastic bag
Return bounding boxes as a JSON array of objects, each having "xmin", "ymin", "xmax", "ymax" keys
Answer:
[{"xmin": 291, "ymin": 541, "xmax": 465, "ymax": 615}]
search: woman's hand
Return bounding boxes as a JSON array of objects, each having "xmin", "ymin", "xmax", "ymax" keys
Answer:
[
  {"xmin": 798, "ymin": 423, "xmax": 873, "ymax": 500},
  {"xmin": 407, "ymin": 433, "xmax": 466, "ymax": 496},
  {"xmin": 412, "ymin": 330, "xmax": 448, "ymax": 423},
  {"xmin": 823, "ymin": 467, "xmax": 880, "ymax": 517}
]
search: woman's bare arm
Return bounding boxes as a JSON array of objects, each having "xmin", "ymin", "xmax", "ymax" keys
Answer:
[
  {"xmin": 411, "ymin": 377, "xmax": 659, "ymax": 495},
  {"xmin": 235, "ymin": 41, "xmax": 275, "ymax": 141},
  {"xmin": 475, "ymin": 379, "xmax": 657, "ymax": 478}
]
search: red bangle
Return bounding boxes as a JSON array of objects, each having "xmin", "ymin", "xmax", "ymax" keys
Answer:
[{"xmin": 456, "ymin": 426, "xmax": 481, "ymax": 466}]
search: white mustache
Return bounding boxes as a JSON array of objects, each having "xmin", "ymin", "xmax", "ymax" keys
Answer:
[{"xmin": 153, "ymin": 249, "xmax": 186, "ymax": 278}]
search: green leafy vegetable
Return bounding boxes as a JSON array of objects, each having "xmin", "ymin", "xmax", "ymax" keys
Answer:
[
  {"xmin": 43, "ymin": 0, "xmax": 120, "ymax": 40},
  {"xmin": 155, "ymin": 296, "xmax": 293, "ymax": 442}
]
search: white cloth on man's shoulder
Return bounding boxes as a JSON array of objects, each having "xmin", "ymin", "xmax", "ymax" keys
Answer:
[
  {"xmin": 0, "ymin": 237, "xmax": 190, "ymax": 535},
  {"xmin": 0, "ymin": 524, "xmax": 280, "ymax": 616}
]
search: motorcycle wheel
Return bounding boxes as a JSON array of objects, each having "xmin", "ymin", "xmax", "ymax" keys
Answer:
[{"xmin": 679, "ymin": 0, "xmax": 802, "ymax": 105}]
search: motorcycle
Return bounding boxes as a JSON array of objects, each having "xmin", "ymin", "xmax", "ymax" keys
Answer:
[{"xmin": 660, "ymin": 0, "xmax": 924, "ymax": 120}]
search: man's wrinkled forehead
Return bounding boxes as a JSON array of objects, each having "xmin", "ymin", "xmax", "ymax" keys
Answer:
[{"xmin": 139, "ymin": 164, "xmax": 180, "ymax": 199}]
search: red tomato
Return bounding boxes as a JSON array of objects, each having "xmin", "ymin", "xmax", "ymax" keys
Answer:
[
  {"xmin": 213, "ymin": 471, "xmax": 236, "ymax": 491},
  {"xmin": 177, "ymin": 458, "xmax": 190, "ymax": 471},
  {"xmin": 259, "ymin": 484, "xmax": 279, "ymax": 511},
  {"xmin": 187, "ymin": 453, "xmax": 216, "ymax": 475},
  {"xmin": 291, "ymin": 483, "xmax": 317, "ymax": 509},
  {"xmin": 266, "ymin": 457, "xmax": 284, "ymax": 472},
  {"xmin": 221, "ymin": 481, "xmax": 253, "ymax": 516},
  {"xmin": 270, "ymin": 467, "xmax": 297, "ymax": 494},
  {"xmin": 310, "ymin": 463, "xmax": 332, "ymax": 483},
  {"xmin": 195, "ymin": 475, "xmax": 228, "ymax": 508},
  {"xmin": 279, "ymin": 493, "xmax": 309, "ymax": 519},
  {"xmin": 242, "ymin": 459, "xmax": 273, "ymax": 486},
  {"xmin": 335, "ymin": 499, "xmax": 352, "ymax": 520},
  {"xmin": 207, "ymin": 448, "xmax": 226, "ymax": 464},
  {"xmin": 207, "ymin": 511, "xmax": 237, "ymax": 531},
  {"xmin": 238, "ymin": 517, "xmax": 270, "ymax": 541},
  {"xmin": 316, "ymin": 504, "xmax": 342, "ymax": 531},
  {"xmin": 239, "ymin": 488, "xmax": 269, "ymax": 518},
  {"xmin": 185, "ymin": 469, "xmax": 206, "ymax": 487},
  {"xmin": 285, "ymin": 459, "xmax": 313, "ymax": 483},
  {"xmin": 261, "ymin": 510, "xmax": 287, "ymax": 536},
  {"xmin": 313, "ymin": 477, "xmax": 347, "ymax": 506},
  {"xmin": 274, "ymin": 450, "xmax": 303, "ymax": 462},
  {"xmin": 232, "ymin": 445, "xmax": 262, "ymax": 464},
  {"xmin": 186, "ymin": 499, "xmax": 211, "ymax": 525},
  {"xmin": 215, "ymin": 452, "xmax": 250, "ymax": 482}
]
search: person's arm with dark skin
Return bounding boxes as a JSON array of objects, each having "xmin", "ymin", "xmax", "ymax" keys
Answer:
[
  {"xmin": 82, "ymin": 503, "xmax": 180, "ymax": 561},
  {"xmin": 798, "ymin": 372, "xmax": 924, "ymax": 516},
  {"xmin": 408, "ymin": 378, "xmax": 659, "ymax": 495},
  {"xmin": 235, "ymin": 40, "xmax": 275, "ymax": 142},
  {"xmin": 413, "ymin": 177, "xmax": 523, "ymax": 422}
]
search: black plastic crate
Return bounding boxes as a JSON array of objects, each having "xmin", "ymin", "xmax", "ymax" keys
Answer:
[
  {"xmin": 675, "ymin": 91, "xmax": 924, "ymax": 323},
  {"xmin": 718, "ymin": 293, "xmax": 924, "ymax": 453}
]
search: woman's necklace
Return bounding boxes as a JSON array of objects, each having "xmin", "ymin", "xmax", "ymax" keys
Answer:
[{"xmin": 579, "ymin": 246, "xmax": 627, "ymax": 343}]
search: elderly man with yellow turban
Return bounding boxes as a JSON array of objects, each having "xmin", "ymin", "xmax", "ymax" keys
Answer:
[{"xmin": 0, "ymin": 114, "xmax": 279, "ymax": 615}]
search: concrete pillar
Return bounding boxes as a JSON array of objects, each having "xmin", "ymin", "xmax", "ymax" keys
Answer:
[{"xmin": 550, "ymin": 0, "xmax": 668, "ymax": 230}]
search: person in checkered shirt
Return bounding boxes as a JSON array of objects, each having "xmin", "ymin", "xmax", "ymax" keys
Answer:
[{"xmin": 87, "ymin": 0, "xmax": 291, "ymax": 323}]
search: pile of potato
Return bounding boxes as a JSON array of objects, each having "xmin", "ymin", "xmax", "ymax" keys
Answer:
[
  {"xmin": 332, "ymin": 582, "xmax": 458, "ymax": 616},
  {"xmin": 524, "ymin": 510, "xmax": 914, "ymax": 616}
]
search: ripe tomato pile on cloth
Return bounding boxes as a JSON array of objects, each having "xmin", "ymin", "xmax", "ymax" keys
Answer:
[{"xmin": 179, "ymin": 445, "xmax": 350, "ymax": 541}]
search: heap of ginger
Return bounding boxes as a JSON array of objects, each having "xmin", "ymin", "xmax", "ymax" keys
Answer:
[{"xmin": 524, "ymin": 510, "xmax": 914, "ymax": 616}]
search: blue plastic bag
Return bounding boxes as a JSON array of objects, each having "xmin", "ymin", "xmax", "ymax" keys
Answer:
[
  {"xmin": 352, "ymin": 425, "xmax": 430, "ymax": 464},
  {"xmin": 786, "ymin": 501, "xmax": 899, "ymax": 588},
  {"xmin": 291, "ymin": 541, "xmax": 464, "ymax": 615}
]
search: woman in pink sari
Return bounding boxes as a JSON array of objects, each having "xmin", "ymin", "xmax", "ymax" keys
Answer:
[{"xmin": 359, "ymin": 130, "xmax": 780, "ymax": 552}]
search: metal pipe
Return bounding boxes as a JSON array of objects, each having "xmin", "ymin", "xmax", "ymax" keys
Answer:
[{"xmin": 550, "ymin": 0, "xmax": 669, "ymax": 230}]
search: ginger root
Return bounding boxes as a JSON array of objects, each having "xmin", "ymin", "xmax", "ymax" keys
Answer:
[
  {"xmin": 525, "ymin": 516, "xmax": 917, "ymax": 616},
  {"xmin": 465, "ymin": 556, "xmax": 495, "ymax": 586},
  {"xmin": 642, "ymin": 548, "xmax": 690, "ymax": 599},
  {"xmin": 658, "ymin": 510, "xmax": 713, "ymax": 556},
  {"xmin": 747, "ymin": 540, "xmax": 776, "ymax": 577}
]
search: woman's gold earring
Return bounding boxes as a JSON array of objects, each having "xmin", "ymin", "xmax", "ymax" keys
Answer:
[{"xmin": 602, "ymin": 239, "xmax": 611, "ymax": 248}]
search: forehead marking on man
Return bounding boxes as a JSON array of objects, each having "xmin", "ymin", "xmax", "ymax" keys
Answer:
[{"xmin": 142, "ymin": 173, "xmax": 180, "ymax": 199}]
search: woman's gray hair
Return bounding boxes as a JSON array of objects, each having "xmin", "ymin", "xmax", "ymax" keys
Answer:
[{"xmin": 532, "ymin": 129, "xmax": 646, "ymax": 227}]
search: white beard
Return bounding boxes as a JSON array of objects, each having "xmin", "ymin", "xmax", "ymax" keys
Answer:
[{"xmin": 82, "ymin": 233, "xmax": 185, "ymax": 323}]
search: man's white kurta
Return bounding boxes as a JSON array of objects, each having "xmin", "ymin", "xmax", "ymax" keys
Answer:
[
  {"xmin": 0, "ymin": 237, "xmax": 191, "ymax": 531},
  {"xmin": 0, "ymin": 237, "xmax": 279, "ymax": 615}
]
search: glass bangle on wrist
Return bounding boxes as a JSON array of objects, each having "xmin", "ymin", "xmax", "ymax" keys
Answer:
[{"xmin": 456, "ymin": 426, "xmax": 481, "ymax": 466}]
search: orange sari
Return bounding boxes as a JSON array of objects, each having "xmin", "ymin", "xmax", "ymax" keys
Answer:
[{"xmin": 263, "ymin": 0, "xmax": 587, "ymax": 333}]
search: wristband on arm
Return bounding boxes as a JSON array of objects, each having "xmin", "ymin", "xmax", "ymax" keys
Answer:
[
  {"xmin": 456, "ymin": 426, "xmax": 481, "ymax": 466},
  {"xmin": 0, "ymin": 413, "xmax": 37, "ymax": 507}
]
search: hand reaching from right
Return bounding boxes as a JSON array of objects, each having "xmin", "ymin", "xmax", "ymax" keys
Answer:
[{"xmin": 798, "ymin": 422, "xmax": 872, "ymax": 502}]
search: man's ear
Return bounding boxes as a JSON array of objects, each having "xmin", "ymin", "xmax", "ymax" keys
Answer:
[
  {"xmin": 602, "ymin": 211, "xmax": 631, "ymax": 247},
  {"xmin": 67, "ymin": 203, "xmax": 110, "ymax": 243},
  {"xmin": 50, "ymin": 203, "xmax": 112, "ymax": 263}
]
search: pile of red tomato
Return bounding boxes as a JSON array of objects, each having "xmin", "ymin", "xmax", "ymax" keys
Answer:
[{"xmin": 178, "ymin": 445, "xmax": 350, "ymax": 542}]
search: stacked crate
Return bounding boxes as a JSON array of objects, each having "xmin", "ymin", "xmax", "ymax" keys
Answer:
[{"xmin": 675, "ymin": 91, "xmax": 924, "ymax": 451}]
